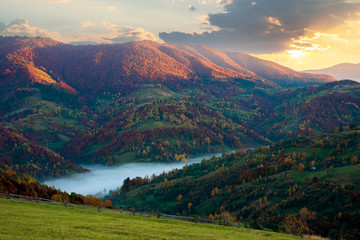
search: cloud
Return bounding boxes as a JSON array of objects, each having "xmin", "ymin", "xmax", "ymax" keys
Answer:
[
  {"xmin": 101, "ymin": 22, "xmax": 158, "ymax": 43},
  {"xmin": 0, "ymin": 17, "xmax": 61, "ymax": 39},
  {"xmin": 188, "ymin": 4, "xmax": 196, "ymax": 11},
  {"xmin": 0, "ymin": 18, "xmax": 157, "ymax": 45},
  {"xmin": 89, "ymin": 4, "xmax": 117, "ymax": 11},
  {"xmin": 30, "ymin": 0, "xmax": 71, "ymax": 2},
  {"xmin": 160, "ymin": 0, "xmax": 360, "ymax": 53},
  {"xmin": 255, "ymin": 16, "xmax": 360, "ymax": 71},
  {"xmin": 81, "ymin": 21, "xmax": 95, "ymax": 29},
  {"xmin": 40, "ymin": 0, "xmax": 71, "ymax": 2},
  {"xmin": 216, "ymin": 0, "xmax": 233, "ymax": 4},
  {"xmin": 69, "ymin": 22, "xmax": 158, "ymax": 45}
]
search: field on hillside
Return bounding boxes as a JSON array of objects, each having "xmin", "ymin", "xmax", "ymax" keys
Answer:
[{"xmin": 0, "ymin": 198, "xmax": 301, "ymax": 240}]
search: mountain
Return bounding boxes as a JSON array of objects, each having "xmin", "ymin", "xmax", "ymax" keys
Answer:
[
  {"xmin": 0, "ymin": 37, "xmax": 77, "ymax": 94},
  {"xmin": 170, "ymin": 44, "xmax": 335, "ymax": 86},
  {"xmin": 0, "ymin": 36, "xmax": 335, "ymax": 96},
  {"xmin": 304, "ymin": 63, "xmax": 360, "ymax": 82}
]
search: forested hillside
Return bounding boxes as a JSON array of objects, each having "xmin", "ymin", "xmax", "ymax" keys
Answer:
[{"xmin": 107, "ymin": 129, "xmax": 360, "ymax": 239}]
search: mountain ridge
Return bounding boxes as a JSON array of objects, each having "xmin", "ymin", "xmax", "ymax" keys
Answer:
[
  {"xmin": 0, "ymin": 36, "xmax": 336, "ymax": 94},
  {"xmin": 304, "ymin": 63, "xmax": 360, "ymax": 82}
]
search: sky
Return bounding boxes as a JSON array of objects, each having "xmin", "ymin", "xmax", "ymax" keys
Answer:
[{"xmin": 1, "ymin": 0, "xmax": 360, "ymax": 71}]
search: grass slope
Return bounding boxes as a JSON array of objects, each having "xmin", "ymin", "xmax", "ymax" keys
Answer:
[{"xmin": 0, "ymin": 198, "xmax": 300, "ymax": 240}]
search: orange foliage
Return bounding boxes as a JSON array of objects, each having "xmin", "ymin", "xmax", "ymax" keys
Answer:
[
  {"xmin": 298, "ymin": 163, "xmax": 305, "ymax": 171},
  {"xmin": 6, "ymin": 169, "xmax": 15, "ymax": 176},
  {"xmin": 104, "ymin": 199, "xmax": 113, "ymax": 208},
  {"xmin": 84, "ymin": 194, "xmax": 105, "ymax": 207}
]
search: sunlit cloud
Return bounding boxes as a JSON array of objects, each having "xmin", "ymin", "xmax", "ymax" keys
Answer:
[
  {"xmin": 266, "ymin": 17, "xmax": 282, "ymax": 27},
  {"xmin": 0, "ymin": 17, "xmax": 61, "ymax": 39},
  {"xmin": 256, "ymin": 17, "xmax": 360, "ymax": 71},
  {"xmin": 68, "ymin": 21, "xmax": 159, "ymax": 45},
  {"xmin": 89, "ymin": 5, "xmax": 117, "ymax": 11},
  {"xmin": 0, "ymin": 18, "xmax": 159, "ymax": 46},
  {"xmin": 196, "ymin": 15, "xmax": 210, "ymax": 25},
  {"xmin": 160, "ymin": 0, "xmax": 360, "ymax": 54},
  {"xmin": 81, "ymin": 21, "xmax": 95, "ymax": 29},
  {"xmin": 101, "ymin": 22, "xmax": 158, "ymax": 43},
  {"xmin": 33, "ymin": 0, "xmax": 71, "ymax": 2}
]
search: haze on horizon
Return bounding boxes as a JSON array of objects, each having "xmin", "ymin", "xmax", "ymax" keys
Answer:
[{"xmin": 1, "ymin": 0, "xmax": 360, "ymax": 71}]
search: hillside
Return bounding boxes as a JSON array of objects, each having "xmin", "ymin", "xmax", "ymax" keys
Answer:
[
  {"xmin": 62, "ymin": 100, "xmax": 269, "ymax": 164},
  {"xmin": 171, "ymin": 44, "xmax": 335, "ymax": 87},
  {"xmin": 0, "ymin": 126, "xmax": 85, "ymax": 179},
  {"xmin": 107, "ymin": 129, "xmax": 360, "ymax": 239},
  {"xmin": 0, "ymin": 69, "xmax": 359, "ymax": 174},
  {"xmin": 305, "ymin": 63, "xmax": 360, "ymax": 82},
  {"xmin": 0, "ymin": 198, "xmax": 300, "ymax": 240},
  {"xmin": 0, "ymin": 36, "xmax": 358, "ymax": 178}
]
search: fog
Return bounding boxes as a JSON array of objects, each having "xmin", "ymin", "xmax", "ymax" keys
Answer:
[{"xmin": 44, "ymin": 153, "xmax": 224, "ymax": 196}]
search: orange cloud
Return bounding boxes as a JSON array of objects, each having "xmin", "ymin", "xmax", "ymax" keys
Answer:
[{"xmin": 255, "ymin": 16, "xmax": 360, "ymax": 71}]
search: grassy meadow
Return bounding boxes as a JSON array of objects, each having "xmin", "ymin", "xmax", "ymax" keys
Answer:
[{"xmin": 0, "ymin": 198, "xmax": 301, "ymax": 240}]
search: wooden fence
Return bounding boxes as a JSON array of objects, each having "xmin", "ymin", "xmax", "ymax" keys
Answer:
[{"xmin": 0, "ymin": 192, "xmax": 242, "ymax": 228}]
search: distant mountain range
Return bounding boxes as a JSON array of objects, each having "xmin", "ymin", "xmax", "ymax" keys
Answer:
[
  {"xmin": 304, "ymin": 63, "xmax": 360, "ymax": 82},
  {"xmin": 0, "ymin": 36, "xmax": 335, "ymax": 95}
]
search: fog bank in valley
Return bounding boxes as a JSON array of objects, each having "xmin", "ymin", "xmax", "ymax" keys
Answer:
[{"xmin": 44, "ymin": 153, "xmax": 224, "ymax": 196}]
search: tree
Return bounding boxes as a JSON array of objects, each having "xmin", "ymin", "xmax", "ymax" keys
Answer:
[
  {"xmin": 283, "ymin": 214, "xmax": 307, "ymax": 236},
  {"xmin": 312, "ymin": 176, "xmax": 319, "ymax": 184},
  {"xmin": 188, "ymin": 202, "xmax": 192, "ymax": 215},
  {"xmin": 176, "ymin": 194, "xmax": 183, "ymax": 202},
  {"xmin": 84, "ymin": 194, "xmax": 104, "ymax": 207},
  {"xmin": 299, "ymin": 207, "xmax": 316, "ymax": 234},
  {"xmin": 298, "ymin": 163, "xmax": 305, "ymax": 171},
  {"xmin": 105, "ymin": 199, "xmax": 113, "ymax": 208},
  {"xmin": 351, "ymin": 155, "xmax": 358, "ymax": 165}
]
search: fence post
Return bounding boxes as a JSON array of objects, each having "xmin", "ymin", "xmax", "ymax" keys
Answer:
[
  {"xmin": 132, "ymin": 208, "xmax": 135, "ymax": 215},
  {"xmin": 156, "ymin": 211, "xmax": 160, "ymax": 218},
  {"xmin": 6, "ymin": 191, "xmax": 9, "ymax": 199},
  {"xmin": 98, "ymin": 205, "xmax": 101, "ymax": 212},
  {"xmin": 36, "ymin": 195, "xmax": 38, "ymax": 203},
  {"xmin": 64, "ymin": 199, "xmax": 67, "ymax": 207}
]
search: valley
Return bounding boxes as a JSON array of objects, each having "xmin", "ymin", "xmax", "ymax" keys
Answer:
[
  {"xmin": 44, "ymin": 152, "xmax": 230, "ymax": 196},
  {"xmin": 0, "ymin": 36, "xmax": 359, "ymax": 239}
]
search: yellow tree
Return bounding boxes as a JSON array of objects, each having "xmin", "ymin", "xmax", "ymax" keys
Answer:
[
  {"xmin": 299, "ymin": 207, "xmax": 316, "ymax": 234},
  {"xmin": 188, "ymin": 202, "xmax": 192, "ymax": 215}
]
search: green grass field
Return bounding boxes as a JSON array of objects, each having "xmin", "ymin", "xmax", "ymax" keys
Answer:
[
  {"xmin": 0, "ymin": 198, "xmax": 301, "ymax": 240},
  {"xmin": 289, "ymin": 163, "xmax": 360, "ymax": 188}
]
